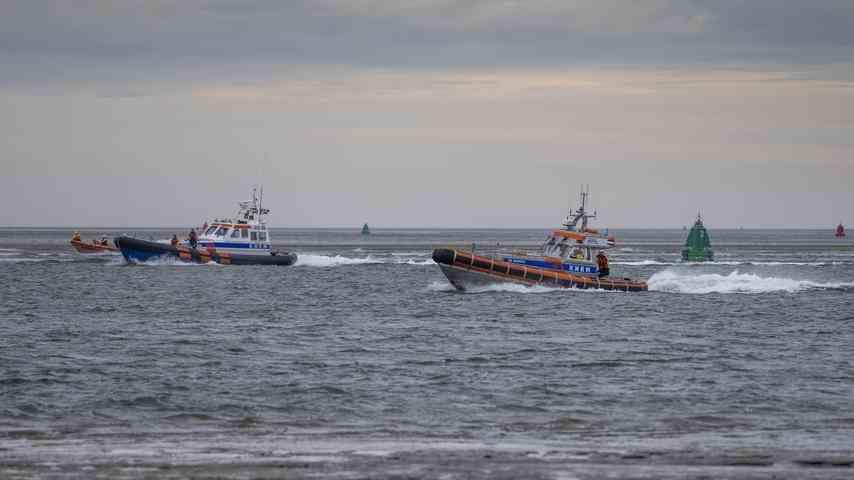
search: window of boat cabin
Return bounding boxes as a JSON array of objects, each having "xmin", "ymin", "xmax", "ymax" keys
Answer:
[
  {"xmin": 251, "ymin": 231, "xmax": 258, "ymax": 241},
  {"xmin": 258, "ymin": 232, "xmax": 268, "ymax": 242},
  {"xmin": 230, "ymin": 229, "xmax": 241, "ymax": 238},
  {"xmin": 241, "ymin": 229, "xmax": 249, "ymax": 239},
  {"xmin": 204, "ymin": 226, "xmax": 217, "ymax": 236},
  {"xmin": 542, "ymin": 235, "xmax": 557, "ymax": 256},
  {"xmin": 215, "ymin": 227, "xmax": 230, "ymax": 237}
]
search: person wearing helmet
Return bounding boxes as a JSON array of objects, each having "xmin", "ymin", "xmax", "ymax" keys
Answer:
[
  {"xmin": 596, "ymin": 251, "xmax": 610, "ymax": 278},
  {"xmin": 71, "ymin": 231, "xmax": 81, "ymax": 242}
]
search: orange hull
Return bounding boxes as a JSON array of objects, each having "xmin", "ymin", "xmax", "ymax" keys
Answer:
[
  {"xmin": 433, "ymin": 248, "xmax": 648, "ymax": 292},
  {"xmin": 70, "ymin": 239, "xmax": 118, "ymax": 254}
]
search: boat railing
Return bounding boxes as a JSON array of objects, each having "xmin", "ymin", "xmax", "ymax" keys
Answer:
[{"xmin": 465, "ymin": 243, "xmax": 538, "ymax": 261}]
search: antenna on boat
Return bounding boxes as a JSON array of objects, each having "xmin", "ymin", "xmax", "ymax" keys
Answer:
[{"xmin": 259, "ymin": 185, "xmax": 264, "ymax": 222}]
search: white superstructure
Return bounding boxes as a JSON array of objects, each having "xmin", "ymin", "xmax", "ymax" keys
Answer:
[{"xmin": 196, "ymin": 188, "xmax": 273, "ymax": 256}]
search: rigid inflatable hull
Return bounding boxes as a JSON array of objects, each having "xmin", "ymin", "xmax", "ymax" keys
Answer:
[
  {"xmin": 70, "ymin": 239, "xmax": 119, "ymax": 254},
  {"xmin": 115, "ymin": 236, "xmax": 297, "ymax": 266},
  {"xmin": 432, "ymin": 248, "xmax": 647, "ymax": 292}
]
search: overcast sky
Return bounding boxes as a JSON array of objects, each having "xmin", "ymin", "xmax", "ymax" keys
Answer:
[{"xmin": 2, "ymin": 1, "xmax": 853, "ymax": 228}]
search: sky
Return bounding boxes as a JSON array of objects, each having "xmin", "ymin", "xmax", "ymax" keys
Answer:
[{"xmin": 2, "ymin": 0, "xmax": 853, "ymax": 228}]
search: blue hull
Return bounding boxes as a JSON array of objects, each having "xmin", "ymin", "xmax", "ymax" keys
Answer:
[
  {"xmin": 121, "ymin": 246, "xmax": 168, "ymax": 264},
  {"xmin": 503, "ymin": 256, "xmax": 599, "ymax": 275},
  {"xmin": 115, "ymin": 236, "xmax": 297, "ymax": 266}
]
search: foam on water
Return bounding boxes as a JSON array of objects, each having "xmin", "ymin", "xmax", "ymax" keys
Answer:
[
  {"xmin": 119, "ymin": 256, "xmax": 224, "ymax": 267},
  {"xmin": 613, "ymin": 260, "xmax": 671, "ymax": 266},
  {"xmin": 427, "ymin": 280, "xmax": 566, "ymax": 294},
  {"xmin": 648, "ymin": 269, "xmax": 854, "ymax": 294},
  {"xmin": 426, "ymin": 281, "xmax": 457, "ymax": 292},
  {"xmin": 296, "ymin": 254, "xmax": 383, "ymax": 267},
  {"xmin": 616, "ymin": 260, "xmax": 845, "ymax": 267},
  {"xmin": 400, "ymin": 259, "xmax": 435, "ymax": 266}
]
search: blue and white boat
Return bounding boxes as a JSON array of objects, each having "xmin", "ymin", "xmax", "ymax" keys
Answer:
[
  {"xmin": 115, "ymin": 188, "xmax": 297, "ymax": 266},
  {"xmin": 195, "ymin": 188, "xmax": 275, "ymax": 256}
]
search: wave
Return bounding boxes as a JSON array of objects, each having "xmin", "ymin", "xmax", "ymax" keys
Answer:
[
  {"xmin": 399, "ymin": 259, "xmax": 435, "ymax": 266},
  {"xmin": 296, "ymin": 253, "xmax": 436, "ymax": 267},
  {"xmin": 295, "ymin": 254, "xmax": 383, "ymax": 267},
  {"xmin": 427, "ymin": 280, "xmax": 571, "ymax": 294},
  {"xmin": 391, "ymin": 251, "xmax": 430, "ymax": 257},
  {"xmin": 119, "ymin": 256, "xmax": 223, "ymax": 267},
  {"xmin": 683, "ymin": 261, "xmax": 844, "ymax": 266},
  {"xmin": 615, "ymin": 260, "xmax": 846, "ymax": 267},
  {"xmin": 613, "ymin": 260, "xmax": 671, "ymax": 266},
  {"xmin": 648, "ymin": 269, "xmax": 854, "ymax": 294}
]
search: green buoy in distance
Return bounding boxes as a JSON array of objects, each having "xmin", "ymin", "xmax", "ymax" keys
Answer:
[{"xmin": 682, "ymin": 213, "xmax": 714, "ymax": 262}]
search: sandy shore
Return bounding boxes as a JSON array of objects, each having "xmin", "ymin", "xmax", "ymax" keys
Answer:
[{"xmin": 3, "ymin": 432, "xmax": 853, "ymax": 479}]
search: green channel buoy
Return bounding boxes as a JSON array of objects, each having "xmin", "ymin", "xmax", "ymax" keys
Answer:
[{"xmin": 682, "ymin": 213, "xmax": 714, "ymax": 262}]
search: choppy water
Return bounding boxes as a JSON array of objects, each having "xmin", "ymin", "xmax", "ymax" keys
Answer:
[{"xmin": 1, "ymin": 227, "xmax": 853, "ymax": 479}]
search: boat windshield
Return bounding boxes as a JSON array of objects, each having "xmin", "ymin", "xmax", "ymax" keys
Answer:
[
  {"xmin": 542, "ymin": 235, "xmax": 591, "ymax": 261},
  {"xmin": 215, "ymin": 227, "xmax": 230, "ymax": 237},
  {"xmin": 204, "ymin": 226, "xmax": 217, "ymax": 236},
  {"xmin": 542, "ymin": 235, "xmax": 569, "ymax": 257}
]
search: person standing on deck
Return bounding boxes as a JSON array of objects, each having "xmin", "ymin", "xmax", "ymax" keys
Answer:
[
  {"xmin": 188, "ymin": 228, "xmax": 198, "ymax": 249},
  {"xmin": 596, "ymin": 251, "xmax": 610, "ymax": 278}
]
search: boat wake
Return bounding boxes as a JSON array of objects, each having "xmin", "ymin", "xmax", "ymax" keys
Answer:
[
  {"xmin": 615, "ymin": 260, "xmax": 846, "ymax": 267},
  {"xmin": 648, "ymin": 269, "xmax": 854, "ymax": 294},
  {"xmin": 296, "ymin": 254, "xmax": 383, "ymax": 267},
  {"xmin": 117, "ymin": 256, "xmax": 223, "ymax": 267},
  {"xmin": 427, "ymin": 281, "xmax": 598, "ymax": 294},
  {"xmin": 295, "ymin": 254, "xmax": 435, "ymax": 267}
]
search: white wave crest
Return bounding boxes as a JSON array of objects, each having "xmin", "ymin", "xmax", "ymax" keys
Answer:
[
  {"xmin": 648, "ymin": 269, "xmax": 854, "ymax": 294},
  {"xmin": 391, "ymin": 251, "xmax": 430, "ymax": 257},
  {"xmin": 613, "ymin": 260, "xmax": 672, "ymax": 266},
  {"xmin": 121, "ymin": 256, "xmax": 223, "ymax": 267},
  {"xmin": 682, "ymin": 261, "xmax": 843, "ymax": 266},
  {"xmin": 400, "ymin": 259, "xmax": 435, "ymax": 266},
  {"xmin": 295, "ymin": 254, "xmax": 382, "ymax": 267},
  {"xmin": 427, "ymin": 281, "xmax": 457, "ymax": 292},
  {"xmin": 468, "ymin": 283, "xmax": 562, "ymax": 294},
  {"xmin": 426, "ymin": 280, "xmax": 561, "ymax": 294}
]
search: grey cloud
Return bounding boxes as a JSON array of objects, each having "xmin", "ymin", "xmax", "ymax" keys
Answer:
[{"xmin": 1, "ymin": 0, "xmax": 853, "ymax": 85}]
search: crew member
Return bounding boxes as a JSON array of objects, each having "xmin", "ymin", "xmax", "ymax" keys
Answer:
[
  {"xmin": 170, "ymin": 234, "xmax": 179, "ymax": 247},
  {"xmin": 71, "ymin": 231, "xmax": 81, "ymax": 242},
  {"xmin": 188, "ymin": 228, "xmax": 198, "ymax": 249},
  {"xmin": 100, "ymin": 236, "xmax": 109, "ymax": 246},
  {"xmin": 596, "ymin": 251, "xmax": 610, "ymax": 278}
]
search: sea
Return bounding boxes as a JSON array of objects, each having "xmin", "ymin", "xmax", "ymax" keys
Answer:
[{"xmin": 1, "ymin": 227, "xmax": 853, "ymax": 479}]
